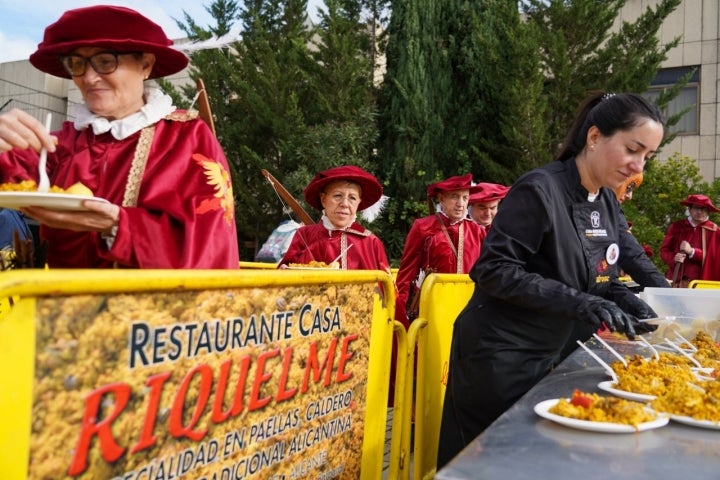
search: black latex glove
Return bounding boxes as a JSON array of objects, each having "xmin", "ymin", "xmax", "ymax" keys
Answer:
[
  {"xmin": 578, "ymin": 297, "xmax": 638, "ymax": 340},
  {"xmin": 613, "ymin": 289, "xmax": 658, "ymax": 319},
  {"xmin": 609, "ymin": 285, "xmax": 659, "ymax": 335},
  {"xmin": 630, "ymin": 317, "xmax": 659, "ymax": 335}
]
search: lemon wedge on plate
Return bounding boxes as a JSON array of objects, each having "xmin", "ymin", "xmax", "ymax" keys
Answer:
[{"xmin": 63, "ymin": 182, "xmax": 94, "ymax": 197}]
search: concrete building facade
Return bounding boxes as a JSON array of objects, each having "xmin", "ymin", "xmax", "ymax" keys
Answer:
[{"xmin": 623, "ymin": 0, "xmax": 720, "ymax": 179}]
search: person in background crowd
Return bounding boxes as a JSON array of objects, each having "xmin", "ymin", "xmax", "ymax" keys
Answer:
[
  {"xmin": 437, "ymin": 92, "xmax": 664, "ymax": 469},
  {"xmin": 0, "ymin": 208, "xmax": 32, "ymax": 251},
  {"xmin": 468, "ymin": 182, "xmax": 510, "ymax": 229},
  {"xmin": 278, "ymin": 165, "xmax": 390, "ymax": 271},
  {"xmin": 0, "ymin": 6, "xmax": 239, "ymax": 268},
  {"xmin": 394, "ymin": 174, "xmax": 486, "ymax": 327},
  {"xmin": 614, "ymin": 172, "xmax": 669, "ymax": 289},
  {"xmin": 615, "ymin": 172, "xmax": 642, "ymax": 203},
  {"xmin": 277, "ymin": 165, "xmax": 393, "ymax": 404},
  {"xmin": 660, "ymin": 194, "xmax": 720, "ymax": 287},
  {"xmin": 0, "ymin": 208, "xmax": 34, "ymax": 269}
]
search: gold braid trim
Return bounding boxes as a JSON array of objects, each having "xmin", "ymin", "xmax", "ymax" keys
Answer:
[
  {"xmin": 122, "ymin": 125, "xmax": 156, "ymax": 207},
  {"xmin": 340, "ymin": 232, "xmax": 348, "ymax": 270},
  {"xmin": 166, "ymin": 110, "xmax": 200, "ymax": 122},
  {"xmin": 456, "ymin": 221, "xmax": 464, "ymax": 273}
]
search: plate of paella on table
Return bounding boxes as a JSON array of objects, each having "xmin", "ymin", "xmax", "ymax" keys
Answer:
[
  {"xmin": 534, "ymin": 390, "xmax": 668, "ymax": 433},
  {"xmin": 650, "ymin": 380, "xmax": 720, "ymax": 430}
]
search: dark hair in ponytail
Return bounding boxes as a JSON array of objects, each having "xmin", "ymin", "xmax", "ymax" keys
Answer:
[{"xmin": 555, "ymin": 92, "xmax": 667, "ymax": 162}]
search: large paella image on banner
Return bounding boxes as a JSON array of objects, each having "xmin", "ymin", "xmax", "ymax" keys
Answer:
[{"xmin": 30, "ymin": 284, "xmax": 376, "ymax": 479}]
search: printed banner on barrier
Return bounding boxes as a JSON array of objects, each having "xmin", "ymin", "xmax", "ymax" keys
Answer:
[{"xmin": 29, "ymin": 284, "xmax": 375, "ymax": 480}]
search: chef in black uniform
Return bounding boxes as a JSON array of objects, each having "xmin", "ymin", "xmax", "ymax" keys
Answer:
[{"xmin": 437, "ymin": 92, "xmax": 665, "ymax": 469}]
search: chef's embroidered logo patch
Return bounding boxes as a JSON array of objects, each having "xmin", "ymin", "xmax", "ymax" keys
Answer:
[
  {"xmin": 193, "ymin": 153, "xmax": 235, "ymax": 224},
  {"xmin": 585, "ymin": 211, "xmax": 607, "ymax": 237}
]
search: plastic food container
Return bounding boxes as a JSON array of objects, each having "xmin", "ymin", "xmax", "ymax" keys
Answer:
[{"xmin": 639, "ymin": 287, "xmax": 720, "ymax": 341}]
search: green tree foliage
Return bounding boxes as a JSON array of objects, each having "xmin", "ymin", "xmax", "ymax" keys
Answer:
[
  {"xmin": 166, "ymin": 0, "xmax": 380, "ymax": 255},
  {"xmin": 377, "ymin": 0, "xmax": 683, "ymax": 262},
  {"xmin": 376, "ymin": 0, "xmax": 454, "ymax": 255},
  {"xmin": 622, "ymin": 153, "xmax": 709, "ymax": 273},
  {"xmin": 167, "ymin": 0, "xmax": 685, "ymax": 265},
  {"xmin": 458, "ymin": 0, "xmax": 546, "ymax": 182},
  {"xmin": 521, "ymin": 0, "xmax": 682, "ymax": 161}
]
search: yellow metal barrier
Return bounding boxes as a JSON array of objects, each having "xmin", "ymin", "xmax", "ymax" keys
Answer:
[
  {"xmin": 0, "ymin": 269, "xmax": 399, "ymax": 480},
  {"xmin": 689, "ymin": 279, "xmax": 720, "ymax": 289},
  {"xmin": 406, "ymin": 273, "xmax": 475, "ymax": 480},
  {"xmin": 239, "ymin": 260, "xmax": 277, "ymax": 269},
  {"xmin": 388, "ymin": 320, "xmax": 411, "ymax": 480}
]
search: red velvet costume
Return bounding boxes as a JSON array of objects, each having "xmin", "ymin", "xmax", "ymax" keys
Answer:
[
  {"xmin": 660, "ymin": 218, "xmax": 718, "ymax": 283},
  {"xmin": 278, "ymin": 221, "xmax": 389, "ymax": 271},
  {"xmin": 395, "ymin": 214, "xmax": 486, "ymax": 324},
  {"xmin": 0, "ymin": 114, "xmax": 239, "ymax": 268}
]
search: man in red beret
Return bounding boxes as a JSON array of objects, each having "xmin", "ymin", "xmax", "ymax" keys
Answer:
[
  {"xmin": 660, "ymin": 194, "xmax": 720, "ymax": 286},
  {"xmin": 468, "ymin": 182, "xmax": 510, "ymax": 229},
  {"xmin": 395, "ymin": 174, "xmax": 487, "ymax": 326}
]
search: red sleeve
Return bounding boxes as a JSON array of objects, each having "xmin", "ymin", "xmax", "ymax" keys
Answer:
[
  {"xmin": 101, "ymin": 119, "xmax": 239, "ymax": 268},
  {"xmin": 395, "ymin": 218, "xmax": 430, "ymax": 321},
  {"xmin": 278, "ymin": 228, "xmax": 306, "ymax": 267},
  {"xmin": 701, "ymin": 230, "xmax": 720, "ymax": 280}
]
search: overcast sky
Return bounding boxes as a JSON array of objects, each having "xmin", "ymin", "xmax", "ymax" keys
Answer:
[{"xmin": 0, "ymin": 0, "xmax": 326, "ymax": 63}]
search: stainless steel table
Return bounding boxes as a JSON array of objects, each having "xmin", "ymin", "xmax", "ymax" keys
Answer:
[{"xmin": 435, "ymin": 336, "xmax": 720, "ymax": 480}]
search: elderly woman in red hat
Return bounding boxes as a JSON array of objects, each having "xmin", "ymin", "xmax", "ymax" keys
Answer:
[
  {"xmin": 278, "ymin": 165, "xmax": 390, "ymax": 271},
  {"xmin": 394, "ymin": 173, "xmax": 487, "ymax": 326},
  {"xmin": 660, "ymin": 194, "xmax": 720, "ymax": 286},
  {"xmin": 468, "ymin": 182, "xmax": 510, "ymax": 229},
  {"xmin": 0, "ymin": 6, "xmax": 238, "ymax": 268}
]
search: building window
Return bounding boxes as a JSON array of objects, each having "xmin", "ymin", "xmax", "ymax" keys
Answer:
[{"xmin": 644, "ymin": 66, "xmax": 700, "ymax": 135}]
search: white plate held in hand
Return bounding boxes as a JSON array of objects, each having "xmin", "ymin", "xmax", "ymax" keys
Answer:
[{"xmin": 0, "ymin": 192, "xmax": 109, "ymax": 211}]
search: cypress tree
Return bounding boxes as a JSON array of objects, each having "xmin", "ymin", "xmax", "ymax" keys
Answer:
[
  {"xmin": 377, "ymin": 0, "xmax": 452, "ymax": 254},
  {"xmin": 522, "ymin": 0, "xmax": 682, "ymax": 162}
]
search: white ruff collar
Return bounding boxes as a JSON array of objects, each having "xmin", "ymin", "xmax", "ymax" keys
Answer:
[
  {"xmin": 437, "ymin": 209, "xmax": 464, "ymax": 225},
  {"xmin": 73, "ymin": 87, "xmax": 175, "ymax": 140},
  {"xmin": 321, "ymin": 213, "xmax": 356, "ymax": 231},
  {"xmin": 687, "ymin": 214, "xmax": 708, "ymax": 227}
]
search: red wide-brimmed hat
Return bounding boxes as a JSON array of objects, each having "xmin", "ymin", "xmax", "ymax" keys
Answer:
[
  {"xmin": 304, "ymin": 165, "xmax": 383, "ymax": 211},
  {"xmin": 468, "ymin": 183, "xmax": 510, "ymax": 204},
  {"xmin": 427, "ymin": 174, "xmax": 482, "ymax": 198},
  {"xmin": 680, "ymin": 194, "xmax": 720, "ymax": 213},
  {"xmin": 29, "ymin": 5, "xmax": 189, "ymax": 79}
]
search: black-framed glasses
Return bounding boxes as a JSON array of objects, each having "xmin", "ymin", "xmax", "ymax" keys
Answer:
[{"xmin": 60, "ymin": 51, "xmax": 141, "ymax": 77}]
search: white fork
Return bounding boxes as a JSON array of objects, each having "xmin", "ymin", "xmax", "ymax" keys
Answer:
[
  {"xmin": 37, "ymin": 112, "xmax": 52, "ymax": 193},
  {"xmin": 593, "ymin": 333, "xmax": 628, "ymax": 368},
  {"xmin": 576, "ymin": 340, "xmax": 619, "ymax": 383}
]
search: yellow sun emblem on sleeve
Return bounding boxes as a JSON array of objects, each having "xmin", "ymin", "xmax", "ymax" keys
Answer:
[{"xmin": 192, "ymin": 153, "xmax": 235, "ymax": 224}]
